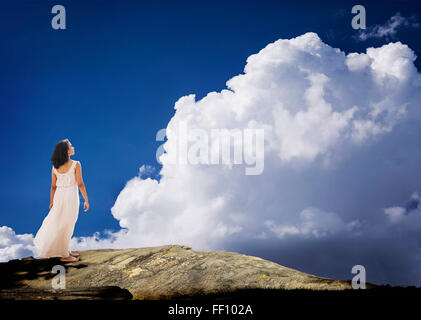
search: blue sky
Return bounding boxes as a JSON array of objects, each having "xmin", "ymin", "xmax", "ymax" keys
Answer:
[{"xmin": 1, "ymin": 0, "xmax": 421, "ymax": 285}]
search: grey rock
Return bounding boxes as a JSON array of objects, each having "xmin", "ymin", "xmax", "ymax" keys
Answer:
[{"xmin": 0, "ymin": 244, "xmax": 357, "ymax": 300}]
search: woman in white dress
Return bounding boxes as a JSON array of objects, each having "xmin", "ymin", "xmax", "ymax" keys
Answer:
[{"xmin": 34, "ymin": 138, "xmax": 89, "ymax": 262}]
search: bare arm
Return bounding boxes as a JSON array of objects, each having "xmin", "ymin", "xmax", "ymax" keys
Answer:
[
  {"xmin": 75, "ymin": 161, "xmax": 89, "ymax": 212},
  {"xmin": 49, "ymin": 168, "xmax": 57, "ymax": 209}
]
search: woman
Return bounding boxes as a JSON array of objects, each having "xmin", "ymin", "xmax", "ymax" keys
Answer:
[{"xmin": 34, "ymin": 138, "xmax": 89, "ymax": 262}]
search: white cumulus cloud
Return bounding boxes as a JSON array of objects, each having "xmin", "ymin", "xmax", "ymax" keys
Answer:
[
  {"xmin": 0, "ymin": 226, "xmax": 35, "ymax": 262},
  {"xmin": 68, "ymin": 32, "xmax": 421, "ymax": 256}
]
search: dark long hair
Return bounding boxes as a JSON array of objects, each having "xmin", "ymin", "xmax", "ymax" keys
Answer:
[{"xmin": 51, "ymin": 139, "xmax": 70, "ymax": 169}]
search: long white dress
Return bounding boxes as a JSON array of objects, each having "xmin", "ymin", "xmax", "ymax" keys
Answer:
[{"xmin": 34, "ymin": 159, "xmax": 80, "ymax": 258}]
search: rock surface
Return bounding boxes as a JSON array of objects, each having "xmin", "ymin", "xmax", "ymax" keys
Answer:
[
  {"xmin": 0, "ymin": 286, "xmax": 133, "ymax": 300},
  {"xmin": 0, "ymin": 244, "xmax": 357, "ymax": 300}
]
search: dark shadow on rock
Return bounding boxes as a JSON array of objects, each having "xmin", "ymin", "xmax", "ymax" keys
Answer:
[
  {"xmin": 0, "ymin": 256, "xmax": 87, "ymax": 289},
  {"xmin": 0, "ymin": 286, "xmax": 133, "ymax": 300}
]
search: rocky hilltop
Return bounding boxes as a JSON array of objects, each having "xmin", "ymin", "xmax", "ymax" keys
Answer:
[{"xmin": 0, "ymin": 244, "xmax": 357, "ymax": 300}]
